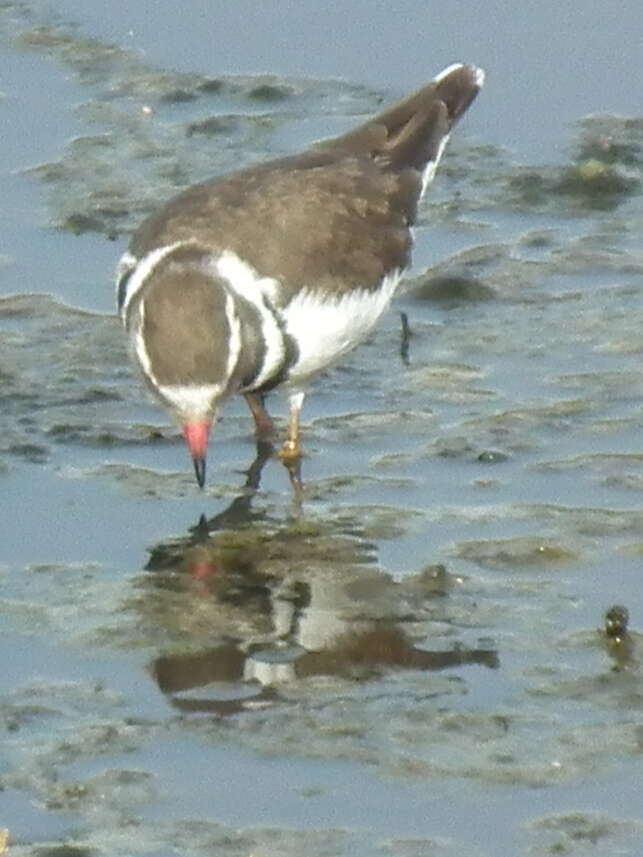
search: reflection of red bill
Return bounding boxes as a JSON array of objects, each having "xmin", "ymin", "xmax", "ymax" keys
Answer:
[{"xmin": 190, "ymin": 559, "xmax": 219, "ymax": 581}]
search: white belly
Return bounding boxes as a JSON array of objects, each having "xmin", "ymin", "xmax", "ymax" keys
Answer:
[{"xmin": 282, "ymin": 269, "xmax": 401, "ymax": 384}]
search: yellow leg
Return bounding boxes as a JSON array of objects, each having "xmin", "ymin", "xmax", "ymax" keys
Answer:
[
  {"xmin": 278, "ymin": 390, "xmax": 305, "ymax": 462},
  {"xmin": 278, "ymin": 391, "xmax": 305, "ymax": 493}
]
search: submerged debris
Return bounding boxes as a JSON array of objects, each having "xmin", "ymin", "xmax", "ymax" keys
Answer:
[
  {"xmin": 555, "ymin": 158, "xmax": 639, "ymax": 208},
  {"xmin": 604, "ymin": 604, "xmax": 630, "ymax": 640},
  {"xmin": 456, "ymin": 536, "xmax": 578, "ymax": 570},
  {"xmin": 506, "ymin": 115, "xmax": 642, "ymax": 212},
  {"xmin": 408, "ymin": 273, "xmax": 496, "ymax": 304}
]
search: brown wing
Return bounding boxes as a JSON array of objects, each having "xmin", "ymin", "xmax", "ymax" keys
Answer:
[
  {"xmin": 129, "ymin": 64, "xmax": 482, "ymax": 300},
  {"xmin": 130, "ymin": 150, "xmax": 417, "ymax": 300}
]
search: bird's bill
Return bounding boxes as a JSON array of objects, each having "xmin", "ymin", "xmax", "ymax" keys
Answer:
[{"xmin": 182, "ymin": 419, "xmax": 213, "ymax": 488}]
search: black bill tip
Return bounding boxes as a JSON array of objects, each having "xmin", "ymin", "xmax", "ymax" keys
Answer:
[{"xmin": 192, "ymin": 456, "xmax": 206, "ymax": 489}]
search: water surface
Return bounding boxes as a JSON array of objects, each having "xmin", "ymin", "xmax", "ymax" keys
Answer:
[{"xmin": 1, "ymin": 2, "xmax": 643, "ymax": 855}]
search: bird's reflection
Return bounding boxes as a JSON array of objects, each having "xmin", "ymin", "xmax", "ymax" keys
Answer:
[{"xmin": 143, "ymin": 441, "xmax": 498, "ymax": 716}]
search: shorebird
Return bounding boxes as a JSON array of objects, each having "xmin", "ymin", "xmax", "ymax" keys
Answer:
[{"xmin": 117, "ymin": 63, "xmax": 484, "ymax": 487}]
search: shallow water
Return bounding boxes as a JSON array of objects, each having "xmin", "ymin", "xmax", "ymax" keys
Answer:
[{"xmin": 1, "ymin": 2, "xmax": 643, "ymax": 855}]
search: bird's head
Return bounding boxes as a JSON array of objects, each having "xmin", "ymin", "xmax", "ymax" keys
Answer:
[{"xmin": 123, "ymin": 247, "xmax": 244, "ymax": 487}]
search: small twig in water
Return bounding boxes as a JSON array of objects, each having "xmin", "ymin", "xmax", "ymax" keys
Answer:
[{"xmin": 400, "ymin": 311, "xmax": 412, "ymax": 366}]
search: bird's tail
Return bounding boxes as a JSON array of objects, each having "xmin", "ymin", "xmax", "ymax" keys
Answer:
[{"xmin": 326, "ymin": 63, "xmax": 484, "ymax": 173}]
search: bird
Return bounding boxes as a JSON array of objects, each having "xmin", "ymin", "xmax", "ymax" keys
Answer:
[{"xmin": 116, "ymin": 62, "xmax": 484, "ymax": 488}]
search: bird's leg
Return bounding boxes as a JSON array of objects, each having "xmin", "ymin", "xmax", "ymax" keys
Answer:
[
  {"xmin": 279, "ymin": 390, "xmax": 305, "ymax": 493},
  {"xmin": 244, "ymin": 392, "xmax": 274, "ymax": 441},
  {"xmin": 278, "ymin": 390, "xmax": 304, "ymax": 462}
]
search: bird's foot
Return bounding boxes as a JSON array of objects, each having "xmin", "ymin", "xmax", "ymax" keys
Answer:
[
  {"xmin": 278, "ymin": 440, "xmax": 303, "ymax": 495},
  {"xmin": 277, "ymin": 438, "xmax": 302, "ymax": 463}
]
